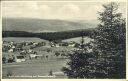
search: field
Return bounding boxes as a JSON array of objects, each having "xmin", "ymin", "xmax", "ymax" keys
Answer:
[
  {"xmin": 62, "ymin": 37, "xmax": 93, "ymax": 44},
  {"xmin": 2, "ymin": 37, "xmax": 48, "ymax": 42},
  {"xmin": 2, "ymin": 37, "xmax": 92, "ymax": 79},
  {"xmin": 2, "ymin": 58, "xmax": 67, "ymax": 79}
]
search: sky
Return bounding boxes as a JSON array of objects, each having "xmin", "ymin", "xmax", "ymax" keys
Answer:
[{"xmin": 2, "ymin": 1, "xmax": 126, "ymax": 20}]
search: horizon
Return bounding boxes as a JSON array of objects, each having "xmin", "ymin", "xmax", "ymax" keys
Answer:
[{"xmin": 2, "ymin": 17, "xmax": 99, "ymax": 23}]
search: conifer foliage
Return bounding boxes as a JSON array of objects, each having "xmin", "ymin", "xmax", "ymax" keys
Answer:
[
  {"xmin": 94, "ymin": 2, "xmax": 126, "ymax": 78},
  {"xmin": 62, "ymin": 2, "xmax": 126, "ymax": 79}
]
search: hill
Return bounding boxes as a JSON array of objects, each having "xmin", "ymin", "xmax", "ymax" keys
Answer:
[{"xmin": 2, "ymin": 18, "xmax": 97, "ymax": 32}]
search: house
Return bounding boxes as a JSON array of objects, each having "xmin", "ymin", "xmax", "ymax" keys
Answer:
[
  {"xmin": 53, "ymin": 71, "xmax": 64, "ymax": 76},
  {"xmin": 87, "ymin": 48, "xmax": 93, "ymax": 53},
  {"xmin": 10, "ymin": 41, "xmax": 14, "ymax": 44},
  {"xmin": 15, "ymin": 55, "xmax": 26, "ymax": 62},
  {"xmin": 68, "ymin": 41, "xmax": 76, "ymax": 47},
  {"xmin": 50, "ymin": 42, "xmax": 56, "ymax": 47},
  {"xmin": 30, "ymin": 54, "xmax": 37, "ymax": 58},
  {"xmin": 29, "ymin": 54, "xmax": 42, "ymax": 59},
  {"xmin": 8, "ymin": 49, "xmax": 14, "ymax": 52},
  {"xmin": 56, "ymin": 44, "xmax": 60, "ymax": 47},
  {"xmin": 28, "ymin": 49, "xmax": 33, "ymax": 53},
  {"xmin": 59, "ymin": 42, "xmax": 68, "ymax": 47},
  {"xmin": 12, "ymin": 46, "xmax": 15, "ymax": 49},
  {"xmin": 33, "ymin": 42, "xmax": 38, "ymax": 46}
]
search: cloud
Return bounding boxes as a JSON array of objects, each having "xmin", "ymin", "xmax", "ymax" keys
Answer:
[
  {"xmin": 57, "ymin": 4, "xmax": 81, "ymax": 19},
  {"xmin": 2, "ymin": 1, "xmax": 126, "ymax": 20},
  {"xmin": 60, "ymin": 4, "xmax": 80, "ymax": 14},
  {"xmin": 2, "ymin": 2, "xmax": 53, "ymax": 19},
  {"xmin": 81, "ymin": 5, "xmax": 103, "ymax": 20}
]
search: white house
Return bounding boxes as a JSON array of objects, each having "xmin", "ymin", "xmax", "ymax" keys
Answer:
[
  {"xmin": 33, "ymin": 42, "xmax": 38, "ymax": 46},
  {"xmin": 8, "ymin": 49, "xmax": 14, "ymax": 52},
  {"xmin": 28, "ymin": 49, "xmax": 33, "ymax": 53},
  {"xmin": 56, "ymin": 44, "xmax": 60, "ymax": 47},
  {"xmin": 12, "ymin": 46, "xmax": 15, "ymax": 49},
  {"xmin": 29, "ymin": 54, "xmax": 42, "ymax": 59},
  {"xmin": 15, "ymin": 55, "xmax": 26, "ymax": 62}
]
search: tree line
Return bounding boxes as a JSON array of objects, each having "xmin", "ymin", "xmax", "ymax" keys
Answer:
[{"xmin": 2, "ymin": 28, "xmax": 95, "ymax": 41}]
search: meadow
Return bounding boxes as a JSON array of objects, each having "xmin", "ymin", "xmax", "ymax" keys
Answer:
[
  {"xmin": 2, "ymin": 37, "xmax": 92, "ymax": 79},
  {"xmin": 2, "ymin": 58, "xmax": 67, "ymax": 79}
]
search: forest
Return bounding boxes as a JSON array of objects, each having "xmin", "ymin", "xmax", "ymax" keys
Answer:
[{"xmin": 2, "ymin": 28, "xmax": 96, "ymax": 41}]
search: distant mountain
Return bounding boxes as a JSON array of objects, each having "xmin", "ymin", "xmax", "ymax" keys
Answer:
[
  {"xmin": 2, "ymin": 18, "xmax": 98, "ymax": 32},
  {"xmin": 69, "ymin": 19, "xmax": 99, "ymax": 25}
]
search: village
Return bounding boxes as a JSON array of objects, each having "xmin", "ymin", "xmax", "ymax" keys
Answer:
[{"xmin": 2, "ymin": 39, "xmax": 93, "ymax": 64}]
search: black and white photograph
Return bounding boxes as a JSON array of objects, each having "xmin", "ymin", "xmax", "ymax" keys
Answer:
[{"xmin": 1, "ymin": 1, "xmax": 127, "ymax": 79}]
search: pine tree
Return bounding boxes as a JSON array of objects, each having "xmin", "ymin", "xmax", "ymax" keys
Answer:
[
  {"xmin": 93, "ymin": 2, "xmax": 126, "ymax": 78},
  {"xmin": 62, "ymin": 2, "xmax": 126, "ymax": 79},
  {"xmin": 62, "ymin": 31, "xmax": 95, "ymax": 78}
]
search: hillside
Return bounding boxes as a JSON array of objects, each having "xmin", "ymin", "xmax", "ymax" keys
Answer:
[
  {"xmin": 62, "ymin": 37, "xmax": 94, "ymax": 44},
  {"xmin": 2, "ymin": 18, "xmax": 97, "ymax": 32}
]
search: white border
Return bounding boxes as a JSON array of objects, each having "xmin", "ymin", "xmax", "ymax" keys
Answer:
[
  {"xmin": 0, "ymin": 0, "xmax": 127, "ymax": 81},
  {"xmin": 1, "ymin": 0, "xmax": 2, "ymax": 80},
  {"xmin": 126, "ymin": 0, "xmax": 128, "ymax": 80}
]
